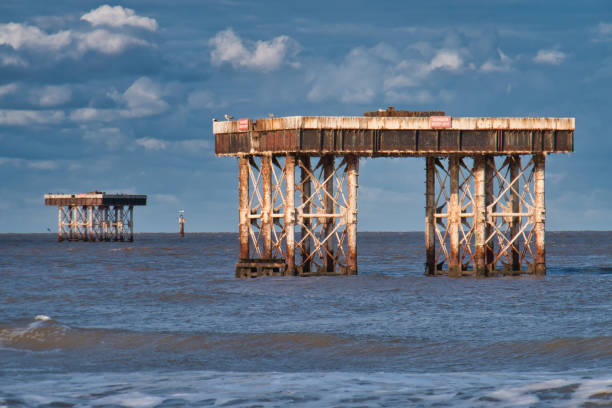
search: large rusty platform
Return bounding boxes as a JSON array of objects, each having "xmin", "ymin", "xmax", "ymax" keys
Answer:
[
  {"xmin": 214, "ymin": 109, "xmax": 575, "ymax": 278},
  {"xmin": 215, "ymin": 116, "xmax": 573, "ymax": 156}
]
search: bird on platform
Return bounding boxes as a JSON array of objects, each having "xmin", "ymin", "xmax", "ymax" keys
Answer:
[
  {"xmin": 377, "ymin": 108, "xmax": 385, "ymax": 112},
  {"xmin": 212, "ymin": 118, "xmax": 219, "ymax": 122},
  {"xmin": 224, "ymin": 114, "xmax": 234, "ymax": 120},
  {"xmin": 268, "ymin": 113, "xmax": 275, "ymax": 118}
]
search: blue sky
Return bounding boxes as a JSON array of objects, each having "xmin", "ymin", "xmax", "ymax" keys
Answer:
[{"xmin": 0, "ymin": 0, "xmax": 610, "ymax": 232}]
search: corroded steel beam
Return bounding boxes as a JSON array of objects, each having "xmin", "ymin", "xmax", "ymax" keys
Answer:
[
  {"xmin": 534, "ymin": 153, "xmax": 546, "ymax": 275},
  {"xmin": 425, "ymin": 157, "xmax": 436, "ymax": 275},
  {"xmin": 214, "ymin": 116, "xmax": 574, "ymax": 156},
  {"xmin": 346, "ymin": 155, "xmax": 358, "ymax": 275}
]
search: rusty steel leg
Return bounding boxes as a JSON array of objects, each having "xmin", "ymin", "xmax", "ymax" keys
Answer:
[
  {"xmin": 425, "ymin": 157, "xmax": 436, "ymax": 275},
  {"xmin": 261, "ymin": 155, "xmax": 273, "ymax": 259},
  {"xmin": 87, "ymin": 206, "xmax": 93, "ymax": 241},
  {"xmin": 103, "ymin": 206, "xmax": 109, "ymax": 241},
  {"xmin": 119, "ymin": 206, "xmax": 124, "ymax": 241},
  {"xmin": 485, "ymin": 156, "xmax": 495, "ymax": 274},
  {"xmin": 509, "ymin": 155, "xmax": 521, "ymax": 272},
  {"xmin": 473, "ymin": 156, "xmax": 486, "ymax": 277},
  {"xmin": 534, "ymin": 153, "xmax": 546, "ymax": 275},
  {"xmin": 71, "ymin": 205, "xmax": 77, "ymax": 240},
  {"xmin": 346, "ymin": 155, "xmax": 358, "ymax": 275},
  {"xmin": 238, "ymin": 157, "xmax": 250, "ymax": 260},
  {"xmin": 284, "ymin": 155, "xmax": 296, "ymax": 275},
  {"xmin": 128, "ymin": 206, "xmax": 134, "ymax": 242},
  {"xmin": 57, "ymin": 207, "xmax": 63, "ymax": 241},
  {"xmin": 323, "ymin": 154, "xmax": 335, "ymax": 273},
  {"xmin": 300, "ymin": 156, "xmax": 312, "ymax": 273},
  {"xmin": 448, "ymin": 156, "xmax": 460, "ymax": 277}
]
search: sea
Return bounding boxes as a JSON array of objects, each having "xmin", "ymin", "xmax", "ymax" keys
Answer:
[{"xmin": 1, "ymin": 232, "xmax": 611, "ymax": 407}]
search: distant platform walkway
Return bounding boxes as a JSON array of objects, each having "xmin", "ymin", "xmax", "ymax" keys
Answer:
[{"xmin": 45, "ymin": 192, "xmax": 147, "ymax": 241}]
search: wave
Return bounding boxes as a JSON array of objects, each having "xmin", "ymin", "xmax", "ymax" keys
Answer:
[{"xmin": 2, "ymin": 317, "xmax": 612, "ymax": 365}]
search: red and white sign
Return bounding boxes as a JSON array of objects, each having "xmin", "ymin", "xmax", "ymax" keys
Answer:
[
  {"xmin": 430, "ymin": 116, "xmax": 452, "ymax": 129},
  {"xmin": 238, "ymin": 118, "xmax": 250, "ymax": 131}
]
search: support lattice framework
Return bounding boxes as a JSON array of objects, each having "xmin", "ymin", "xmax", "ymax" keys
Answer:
[
  {"xmin": 236, "ymin": 154, "xmax": 358, "ymax": 278},
  {"xmin": 426, "ymin": 154, "xmax": 545, "ymax": 276},
  {"xmin": 57, "ymin": 205, "xmax": 133, "ymax": 242}
]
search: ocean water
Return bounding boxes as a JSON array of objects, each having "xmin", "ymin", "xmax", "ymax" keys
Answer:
[{"xmin": 1, "ymin": 232, "xmax": 611, "ymax": 407}]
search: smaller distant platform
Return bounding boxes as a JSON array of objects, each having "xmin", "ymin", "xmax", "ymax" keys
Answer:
[{"xmin": 45, "ymin": 192, "xmax": 147, "ymax": 206}]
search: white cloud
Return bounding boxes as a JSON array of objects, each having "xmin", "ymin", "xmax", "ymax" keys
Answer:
[
  {"xmin": 0, "ymin": 54, "xmax": 28, "ymax": 67},
  {"xmin": 307, "ymin": 43, "xmax": 468, "ymax": 104},
  {"xmin": 31, "ymin": 85, "xmax": 71, "ymax": 107},
  {"xmin": 480, "ymin": 48, "xmax": 512, "ymax": 72},
  {"xmin": 120, "ymin": 77, "xmax": 169, "ymax": 117},
  {"xmin": 81, "ymin": 5, "xmax": 158, "ymax": 31},
  {"xmin": 209, "ymin": 28, "xmax": 300, "ymax": 72},
  {"xmin": 82, "ymin": 127, "xmax": 126, "ymax": 149},
  {"xmin": 71, "ymin": 77, "xmax": 169, "ymax": 122},
  {"xmin": 533, "ymin": 49, "xmax": 567, "ymax": 65},
  {"xmin": 0, "ymin": 110, "xmax": 65, "ymax": 126},
  {"xmin": 597, "ymin": 22, "xmax": 612, "ymax": 37},
  {"xmin": 0, "ymin": 83, "xmax": 18, "ymax": 98},
  {"xmin": 0, "ymin": 156, "xmax": 58, "ymax": 170},
  {"xmin": 76, "ymin": 29, "xmax": 149, "ymax": 55},
  {"xmin": 428, "ymin": 50, "xmax": 463, "ymax": 71},
  {"xmin": 0, "ymin": 23, "xmax": 71, "ymax": 51},
  {"xmin": 135, "ymin": 137, "xmax": 167, "ymax": 151}
]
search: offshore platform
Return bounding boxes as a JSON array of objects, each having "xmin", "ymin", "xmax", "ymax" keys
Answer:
[
  {"xmin": 214, "ymin": 108, "xmax": 574, "ymax": 278},
  {"xmin": 44, "ymin": 192, "xmax": 147, "ymax": 241}
]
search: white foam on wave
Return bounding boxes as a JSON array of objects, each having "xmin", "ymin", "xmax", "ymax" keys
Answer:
[
  {"xmin": 0, "ymin": 370, "xmax": 611, "ymax": 407},
  {"xmin": 34, "ymin": 315, "xmax": 51, "ymax": 321}
]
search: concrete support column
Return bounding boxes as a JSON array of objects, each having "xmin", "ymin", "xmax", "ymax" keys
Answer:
[
  {"xmin": 448, "ymin": 156, "xmax": 461, "ymax": 277},
  {"xmin": 261, "ymin": 155, "xmax": 273, "ymax": 258},
  {"xmin": 534, "ymin": 153, "xmax": 546, "ymax": 275},
  {"xmin": 103, "ymin": 206, "xmax": 109, "ymax": 241},
  {"xmin": 322, "ymin": 155, "xmax": 335, "ymax": 273},
  {"xmin": 119, "ymin": 206, "xmax": 124, "ymax": 241},
  {"xmin": 485, "ymin": 156, "xmax": 495, "ymax": 272},
  {"xmin": 58, "ymin": 207, "xmax": 63, "ymax": 242},
  {"xmin": 300, "ymin": 156, "xmax": 312, "ymax": 273},
  {"xmin": 87, "ymin": 206, "xmax": 93, "ymax": 241},
  {"xmin": 346, "ymin": 155, "xmax": 358, "ymax": 275},
  {"xmin": 473, "ymin": 156, "xmax": 486, "ymax": 276},
  {"xmin": 71, "ymin": 205, "xmax": 77, "ymax": 240},
  {"xmin": 238, "ymin": 156, "xmax": 250, "ymax": 260},
  {"xmin": 129, "ymin": 205, "xmax": 134, "ymax": 242},
  {"xmin": 509, "ymin": 155, "xmax": 521, "ymax": 272},
  {"xmin": 284, "ymin": 155, "xmax": 296, "ymax": 275},
  {"xmin": 425, "ymin": 157, "xmax": 436, "ymax": 275}
]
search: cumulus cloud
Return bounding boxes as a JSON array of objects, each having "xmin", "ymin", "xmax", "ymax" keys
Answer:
[
  {"xmin": 71, "ymin": 77, "xmax": 169, "ymax": 122},
  {"xmin": 0, "ymin": 156, "xmax": 59, "ymax": 170},
  {"xmin": 307, "ymin": 43, "xmax": 468, "ymax": 104},
  {"xmin": 82, "ymin": 127, "xmax": 126, "ymax": 149},
  {"xmin": 76, "ymin": 29, "xmax": 149, "ymax": 55},
  {"xmin": 428, "ymin": 50, "xmax": 463, "ymax": 71},
  {"xmin": 0, "ymin": 109, "xmax": 65, "ymax": 126},
  {"xmin": 134, "ymin": 137, "xmax": 209, "ymax": 153},
  {"xmin": 595, "ymin": 22, "xmax": 612, "ymax": 40},
  {"xmin": 480, "ymin": 48, "xmax": 512, "ymax": 72},
  {"xmin": 533, "ymin": 49, "xmax": 567, "ymax": 65},
  {"xmin": 0, "ymin": 83, "xmax": 18, "ymax": 98},
  {"xmin": 0, "ymin": 23, "xmax": 71, "ymax": 51},
  {"xmin": 0, "ymin": 54, "xmax": 28, "ymax": 67},
  {"xmin": 31, "ymin": 85, "xmax": 72, "ymax": 107},
  {"xmin": 135, "ymin": 137, "xmax": 166, "ymax": 151},
  {"xmin": 209, "ymin": 28, "xmax": 300, "ymax": 72},
  {"xmin": 81, "ymin": 5, "xmax": 158, "ymax": 31}
]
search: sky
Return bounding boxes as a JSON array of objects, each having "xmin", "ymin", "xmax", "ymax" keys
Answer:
[{"xmin": 0, "ymin": 0, "xmax": 611, "ymax": 232}]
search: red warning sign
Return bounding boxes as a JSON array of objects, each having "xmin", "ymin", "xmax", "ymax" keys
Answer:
[
  {"xmin": 238, "ymin": 118, "xmax": 249, "ymax": 131},
  {"xmin": 430, "ymin": 116, "xmax": 452, "ymax": 129}
]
